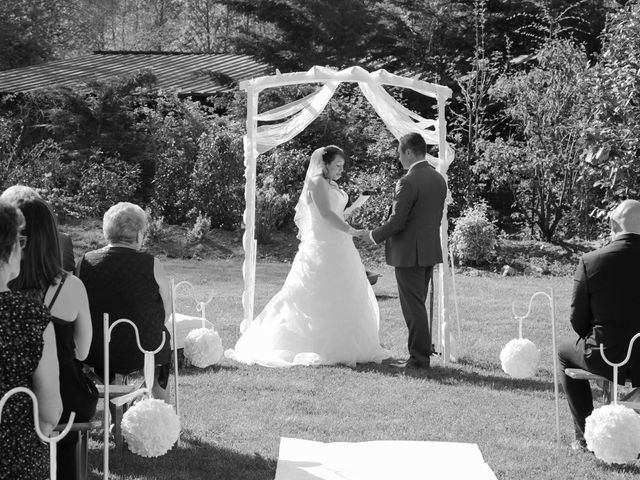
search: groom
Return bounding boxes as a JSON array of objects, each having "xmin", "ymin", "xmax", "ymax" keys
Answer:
[{"xmin": 358, "ymin": 133, "xmax": 447, "ymax": 369}]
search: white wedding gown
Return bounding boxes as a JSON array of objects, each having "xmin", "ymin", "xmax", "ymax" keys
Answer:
[{"xmin": 226, "ymin": 186, "xmax": 390, "ymax": 367}]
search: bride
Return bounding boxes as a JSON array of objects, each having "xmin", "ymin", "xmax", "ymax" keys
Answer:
[{"xmin": 226, "ymin": 145, "xmax": 390, "ymax": 367}]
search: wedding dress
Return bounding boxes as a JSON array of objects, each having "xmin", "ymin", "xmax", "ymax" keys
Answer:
[{"xmin": 226, "ymin": 149, "xmax": 390, "ymax": 367}]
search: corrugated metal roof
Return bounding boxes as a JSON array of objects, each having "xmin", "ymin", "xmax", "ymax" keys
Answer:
[{"xmin": 0, "ymin": 51, "xmax": 272, "ymax": 95}]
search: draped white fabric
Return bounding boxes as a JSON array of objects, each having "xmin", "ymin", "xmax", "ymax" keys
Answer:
[{"xmin": 240, "ymin": 65, "xmax": 461, "ymax": 361}]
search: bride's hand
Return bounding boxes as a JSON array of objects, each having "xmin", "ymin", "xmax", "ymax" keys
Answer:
[{"xmin": 347, "ymin": 227, "xmax": 361, "ymax": 237}]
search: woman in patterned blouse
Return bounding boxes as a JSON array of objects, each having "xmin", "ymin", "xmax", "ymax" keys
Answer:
[{"xmin": 0, "ymin": 201, "xmax": 62, "ymax": 480}]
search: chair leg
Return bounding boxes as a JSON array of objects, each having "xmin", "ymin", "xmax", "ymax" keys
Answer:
[
  {"xmin": 78, "ymin": 430, "xmax": 89, "ymax": 480},
  {"xmin": 602, "ymin": 380, "xmax": 612, "ymax": 404},
  {"xmin": 114, "ymin": 405, "xmax": 123, "ymax": 451}
]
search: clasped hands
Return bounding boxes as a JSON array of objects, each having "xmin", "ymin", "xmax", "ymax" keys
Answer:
[{"xmin": 348, "ymin": 227, "xmax": 375, "ymax": 244}]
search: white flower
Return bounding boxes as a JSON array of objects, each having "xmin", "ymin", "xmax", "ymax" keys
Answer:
[
  {"xmin": 585, "ymin": 404, "xmax": 640, "ymax": 464},
  {"xmin": 183, "ymin": 327, "xmax": 223, "ymax": 368},
  {"xmin": 499, "ymin": 338, "xmax": 540, "ymax": 379},
  {"xmin": 121, "ymin": 398, "xmax": 180, "ymax": 457}
]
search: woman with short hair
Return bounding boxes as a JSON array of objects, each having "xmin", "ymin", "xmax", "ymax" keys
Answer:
[
  {"xmin": 0, "ymin": 201, "xmax": 62, "ymax": 480},
  {"xmin": 78, "ymin": 202, "xmax": 172, "ymax": 400}
]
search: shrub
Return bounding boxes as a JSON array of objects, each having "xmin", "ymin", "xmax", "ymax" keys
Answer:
[
  {"xmin": 256, "ymin": 187, "xmax": 294, "ymax": 243},
  {"xmin": 73, "ymin": 151, "xmax": 141, "ymax": 217},
  {"xmin": 187, "ymin": 213, "xmax": 211, "ymax": 243},
  {"xmin": 346, "ymin": 167, "xmax": 400, "ymax": 229},
  {"xmin": 450, "ymin": 201, "xmax": 497, "ymax": 266},
  {"xmin": 189, "ymin": 120, "xmax": 245, "ymax": 230},
  {"xmin": 145, "ymin": 208, "xmax": 165, "ymax": 242}
]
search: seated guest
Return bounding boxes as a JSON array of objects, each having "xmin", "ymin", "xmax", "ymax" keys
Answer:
[
  {"xmin": 9, "ymin": 197, "xmax": 97, "ymax": 480},
  {"xmin": 0, "ymin": 201, "xmax": 62, "ymax": 480},
  {"xmin": 78, "ymin": 202, "xmax": 172, "ymax": 400},
  {"xmin": 558, "ymin": 199, "xmax": 640, "ymax": 451},
  {"xmin": 0, "ymin": 185, "xmax": 75, "ymax": 271}
]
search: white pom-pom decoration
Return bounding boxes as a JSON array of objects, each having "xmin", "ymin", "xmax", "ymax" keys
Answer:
[
  {"xmin": 121, "ymin": 398, "xmax": 180, "ymax": 457},
  {"xmin": 183, "ymin": 327, "xmax": 223, "ymax": 368},
  {"xmin": 499, "ymin": 338, "xmax": 540, "ymax": 378},
  {"xmin": 585, "ymin": 404, "xmax": 640, "ymax": 464}
]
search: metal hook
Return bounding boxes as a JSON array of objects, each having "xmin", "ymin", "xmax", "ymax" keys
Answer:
[{"xmin": 599, "ymin": 331, "xmax": 640, "ymax": 404}]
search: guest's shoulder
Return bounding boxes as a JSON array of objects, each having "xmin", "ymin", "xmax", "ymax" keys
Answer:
[{"xmin": 0, "ymin": 291, "xmax": 50, "ymax": 332}]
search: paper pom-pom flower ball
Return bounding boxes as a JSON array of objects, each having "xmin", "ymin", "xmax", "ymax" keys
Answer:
[
  {"xmin": 121, "ymin": 398, "xmax": 180, "ymax": 457},
  {"xmin": 499, "ymin": 338, "xmax": 540, "ymax": 378},
  {"xmin": 184, "ymin": 327, "xmax": 223, "ymax": 368},
  {"xmin": 585, "ymin": 404, "xmax": 640, "ymax": 464}
]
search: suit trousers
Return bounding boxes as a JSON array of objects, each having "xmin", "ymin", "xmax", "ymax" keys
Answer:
[
  {"xmin": 395, "ymin": 266, "xmax": 433, "ymax": 366},
  {"xmin": 557, "ymin": 339, "xmax": 613, "ymax": 440}
]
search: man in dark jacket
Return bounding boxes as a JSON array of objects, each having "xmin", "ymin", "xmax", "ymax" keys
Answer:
[
  {"xmin": 558, "ymin": 199, "xmax": 640, "ymax": 450},
  {"xmin": 359, "ymin": 133, "xmax": 447, "ymax": 369}
]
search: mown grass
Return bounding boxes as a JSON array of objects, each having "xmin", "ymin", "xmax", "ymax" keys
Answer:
[{"xmin": 85, "ymin": 259, "xmax": 640, "ymax": 480}]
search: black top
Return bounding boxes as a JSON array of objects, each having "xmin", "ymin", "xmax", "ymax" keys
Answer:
[
  {"xmin": 79, "ymin": 247, "xmax": 170, "ymax": 373},
  {"xmin": 0, "ymin": 291, "xmax": 50, "ymax": 480},
  {"xmin": 570, "ymin": 233, "xmax": 640, "ymax": 385},
  {"xmin": 47, "ymin": 275, "xmax": 75, "ymax": 366}
]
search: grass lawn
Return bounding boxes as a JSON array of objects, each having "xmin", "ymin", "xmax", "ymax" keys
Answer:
[{"xmin": 86, "ymin": 259, "xmax": 640, "ymax": 479}]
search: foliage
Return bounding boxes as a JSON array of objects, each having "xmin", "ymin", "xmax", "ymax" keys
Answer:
[
  {"xmin": 582, "ymin": 1, "xmax": 640, "ymax": 219},
  {"xmin": 189, "ymin": 119, "xmax": 245, "ymax": 229},
  {"xmin": 477, "ymin": 39, "xmax": 595, "ymax": 241},
  {"xmin": 450, "ymin": 201, "xmax": 497, "ymax": 266},
  {"xmin": 186, "ymin": 212, "xmax": 212, "ymax": 243},
  {"xmin": 145, "ymin": 208, "xmax": 165, "ymax": 242},
  {"xmin": 345, "ymin": 167, "xmax": 400, "ymax": 230}
]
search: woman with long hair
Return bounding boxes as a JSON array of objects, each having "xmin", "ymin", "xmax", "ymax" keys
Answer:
[
  {"xmin": 0, "ymin": 200, "xmax": 62, "ymax": 480},
  {"xmin": 9, "ymin": 197, "xmax": 96, "ymax": 480}
]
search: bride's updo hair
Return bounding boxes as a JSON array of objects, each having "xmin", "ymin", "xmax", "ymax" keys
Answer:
[{"xmin": 321, "ymin": 145, "xmax": 345, "ymax": 165}]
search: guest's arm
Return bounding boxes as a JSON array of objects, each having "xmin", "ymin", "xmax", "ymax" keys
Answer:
[
  {"xmin": 32, "ymin": 323, "xmax": 62, "ymax": 436},
  {"xmin": 154, "ymin": 258, "xmax": 171, "ymax": 322},
  {"xmin": 70, "ymin": 277, "xmax": 92, "ymax": 361},
  {"xmin": 569, "ymin": 257, "xmax": 591, "ymax": 339}
]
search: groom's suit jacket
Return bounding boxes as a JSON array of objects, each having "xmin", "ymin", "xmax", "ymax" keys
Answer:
[
  {"xmin": 570, "ymin": 233, "xmax": 640, "ymax": 385},
  {"xmin": 371, "ymin": 162, "xmax": 447, "ymax": 268}
]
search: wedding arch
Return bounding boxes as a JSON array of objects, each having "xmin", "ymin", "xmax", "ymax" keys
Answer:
[{"xmin": 238, "ymin": 65, "xmax": 462, "ymax": 362}]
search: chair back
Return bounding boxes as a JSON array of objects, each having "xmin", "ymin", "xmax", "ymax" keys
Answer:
[
  {"xmin": 102, "ymin": 314, "xmax": 165, "ymax": 480},
  {"xmin": 599, "ymin": 332, "xmax": 640, "ymax": 403}
]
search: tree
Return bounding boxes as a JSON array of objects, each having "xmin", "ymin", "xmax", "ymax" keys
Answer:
[
  {"xmin": 477, "ymin": 39, "xmax": 595, "ymax": 241},
  {"xmin": 582, "ymin": 1, "xmax": 640, "ymax": 219}
]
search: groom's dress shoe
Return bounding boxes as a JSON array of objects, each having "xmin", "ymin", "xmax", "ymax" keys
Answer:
[{"xmin": 406, "ymin": 359, "xmax": 430, "ymax": 370}]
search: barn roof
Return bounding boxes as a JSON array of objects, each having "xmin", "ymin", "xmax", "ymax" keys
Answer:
[{"xmin": 0, "ymin": 51, "xmax": 272, "ymax": 96}]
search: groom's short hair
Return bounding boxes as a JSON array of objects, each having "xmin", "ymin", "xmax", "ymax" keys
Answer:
[{"xmin": 399, "ymin": 133, "xmax": 427, "ymax": 158}]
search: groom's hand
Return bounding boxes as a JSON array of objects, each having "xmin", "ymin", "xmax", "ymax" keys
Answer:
[{"xmin": 357, "ymin": 230, "xmax": 375, "ymax": 244}]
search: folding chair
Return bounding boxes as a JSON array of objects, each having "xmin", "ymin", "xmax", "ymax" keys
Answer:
[{"xmin": 102, "ymin": 314, "xmax": 166, "ymax": 480}]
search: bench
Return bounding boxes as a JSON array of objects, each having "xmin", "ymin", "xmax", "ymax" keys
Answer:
[
  {"xmin": 564, "ymin": 368, "xmax": 640, "ymax": 410},
  {"xmin": 53, "ymin": 420, "xmax": 102, "ymax": 480}
]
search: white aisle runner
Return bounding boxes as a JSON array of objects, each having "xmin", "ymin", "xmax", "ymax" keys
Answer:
[{"xmin": 274, "ymin": 437, "xmax": 498, "ymax": 480}]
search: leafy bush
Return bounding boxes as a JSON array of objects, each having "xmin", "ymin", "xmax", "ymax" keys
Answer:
[
  {"xmin": 346, "ymin": 167, "xmax": 400, "ymax": 229},
  {"xmin": 145, "ymin": 208, "xmax": 165, "ymax": 242},
  {"xmin": 256, "ymin": 187, "xmax": 294, "ymax": 243},
  {"xmin": 189, "ymin": 120, "xmax": 245, "ymax": 229},
  {"xmin": 187, "ymin": 213, "xmax": 211, "ymax": 243},
  {"xmin": 450, "ymin": 202, "xmax": 497, "ymax": 266},
  {"xmin": 74, "ymin": 152, "xmax": 141, "ymax": 216}
]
